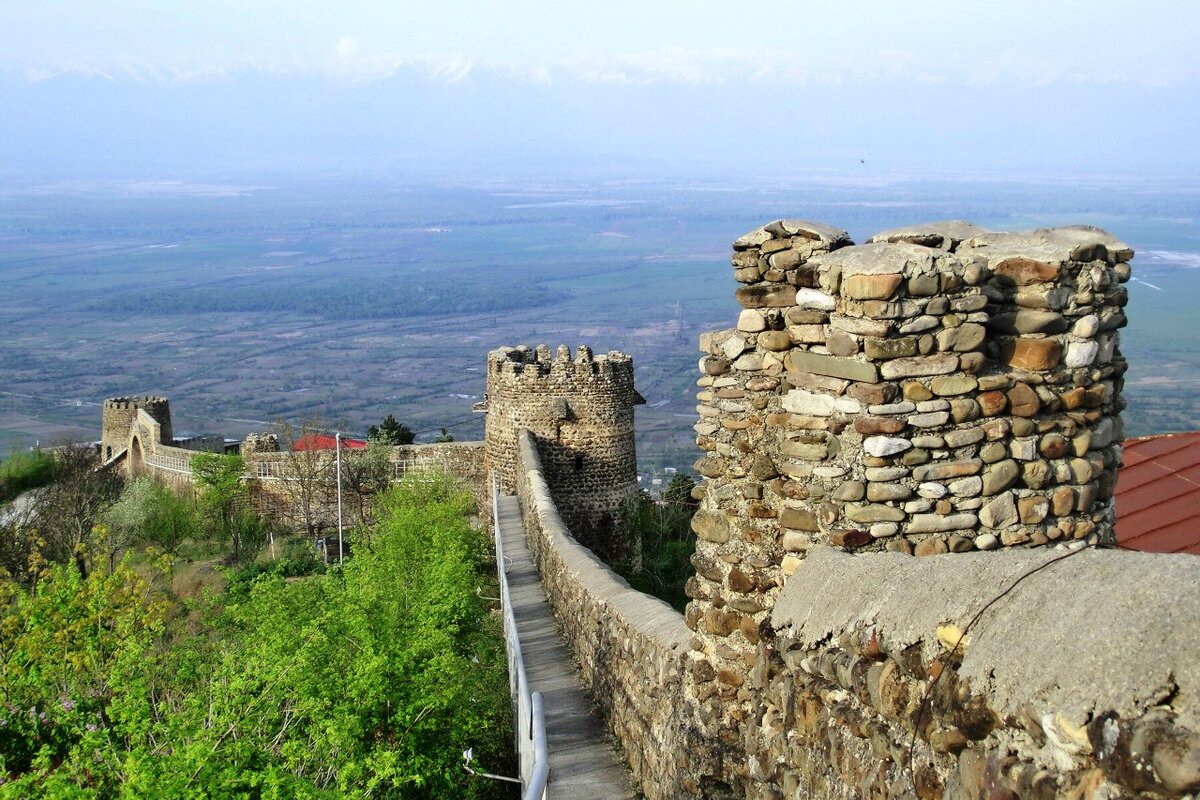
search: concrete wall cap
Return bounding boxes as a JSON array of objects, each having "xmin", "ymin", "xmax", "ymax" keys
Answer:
[
  {"xmin": 772, "ymin": 546, "xmax": 1200, "ymax": 729},
  {"xmin": 808, "ymin": 241, "xmax": 944, "ymax": 276},
  {"xmin": 867, "ymin": 220, "xmax": 990, "ymax": 249},
  {"xmin": 959, "ymin": 226, "xmax": 1131, "ymax": 265}
]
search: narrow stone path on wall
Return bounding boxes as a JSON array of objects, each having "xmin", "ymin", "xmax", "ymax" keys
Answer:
[{"xmin": 496, "ymin": 494, "xmax": 637, "ymax": 800}]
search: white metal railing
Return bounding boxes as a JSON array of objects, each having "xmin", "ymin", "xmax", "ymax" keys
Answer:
[
  {"xmin": 492, "ymin": 473, "xmax": 549, "ymax": 799},
  {"xmin": 246, "ymin": 456, "xmax": 448, "ymax": 482},
  {"xmin": 143, "ymin": 450, "xmax": 193, "ymax": 476}
]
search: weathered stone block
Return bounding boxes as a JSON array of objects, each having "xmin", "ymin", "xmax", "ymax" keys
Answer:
[
  {"xmin": 867, "ymin": 483, "xmax": 912, "ymax": 502},
  {"xmin": 982, "ymin": 459, "xmax": 1020, "ymax": 495},
  {"xmin": 855, "ymin": 416, "xmax": 907, "ymax": 435},
  {"xmin": 755, "ymin": 331, "xmax": 789, "ymax": 353},
  {"xmin": 1002, "ymin": 338, "xmax": 1062, "ymax": 371},
  {"xmin": 736, "ymin": 284, "xmax": 797, "ymax": 308},
  {"xmin": 795, "ymin": 288, "xmax": 837, "ymax": 310},
  {"xmin": 865, "ymin": 337, "xmax": 918, "ymax": 360},
  {"xmin": 936, "ymin": 323, "xmax": 987, "ymax": 352},
  {"xmin": 993, "ymin": 256, "xmax": 1060, "ymax": 285},
  {"xmin": 737, "ymin": 309, "xmax": 767, "ymax": 332},
  {"xmin": 692, "ymin": 510, "xmax": 730, "ymax": 543},
  {"xmin": 780, "ymin": 507, "xmax": 819, "ymax": 531},
  {"xmin": 914, "ymin": 459, "xmax": 982, "ymax": 481},
  {"xmin": 786, "ymin": 351, "xmax": 879, "ymax": 383},
  {"xmin": 863, "ymin": 436, "xmax": 912, "ymax": 457},
  {"xmin": 879, "ymin": 353, "xmax": 959, "ymax": 380},
  {"xmin": 931, "ymin": 374, "xmax": 978, "ymax": 396},
  {"xmin": 847, "ymin": 504, "xmax": 906, "ymax": 523},
  {"xmin": 908, "ymin": 513, "xmax": 978, "ymax": 533},
  {"xmin": 843, "ymin": 272, "xmax": 903, "ymax": 300},
  {"xmin": 979, "ymin": 491, "xmax": 1017, "ymax": 528},
  {"xmin": 1006, "ymin": 382, "xmax": 1041, "ymax": 417}
]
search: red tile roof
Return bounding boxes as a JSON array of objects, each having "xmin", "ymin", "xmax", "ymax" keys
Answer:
[
  {"xmin": 1116, "ymin": 431, "xmax": 1200, "ymax": 555},
  {"xmin": 291, "ymin": 433, "xmax": 367, "ymax": 451}
]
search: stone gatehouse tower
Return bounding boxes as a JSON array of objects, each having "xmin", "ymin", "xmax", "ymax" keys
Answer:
[
  {"xmin": 483, "ymin": 344, "xmax": 644, "ymax": 558},
  {"xmin": 101, "ymin": 396, "xmax": 173, "ymax": 463}
]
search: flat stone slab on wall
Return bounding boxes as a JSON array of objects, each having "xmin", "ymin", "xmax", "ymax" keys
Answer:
[
  {"xmin": 755, "ymin": 546, "xmax": 1200, "ymax": 798},
  {"xmin": 774, "ymin": 547, "xmax": 1200, "ymax": 731}
]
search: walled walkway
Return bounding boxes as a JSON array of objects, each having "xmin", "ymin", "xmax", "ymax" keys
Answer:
[{"xmin": 495, "ymin": 494, "xmax": 637, "ymax": 800}]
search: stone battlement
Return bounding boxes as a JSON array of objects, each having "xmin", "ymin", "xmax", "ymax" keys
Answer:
[
  {"xmin": 103, "ymin": 395, "xmax": 171, "ymax": 410},
  {"xmin": 685, "ymin": 218, "xmax": 1150, "ymax": 798},
  {"xmin": 488, "ymin": 343, "xmax": 635, "ymax": 381},
  {"xmin": 694, "ymin": 220, "xmax": 1128, "ymax": 570}
]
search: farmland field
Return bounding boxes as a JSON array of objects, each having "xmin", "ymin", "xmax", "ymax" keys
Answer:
[{"xmin": 2, "ymin": 173, "xmax": 1198, "ymax": 477}]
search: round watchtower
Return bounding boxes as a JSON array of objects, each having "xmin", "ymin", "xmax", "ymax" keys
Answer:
[
  {"xmin": 101, "ymin": 396, "xmax": 173, "ymax": 462},
  {"xmin": 485, "ymin": 343, "xmax": 643, "ymax": 557}
]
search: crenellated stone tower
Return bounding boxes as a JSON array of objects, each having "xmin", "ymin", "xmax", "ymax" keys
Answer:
[
  {"xmin": 101, "ymin": 395, "xmax": 173, "ymax": 463},
  {"xmin": 686, "ymin": 219, "xmax": 1130, "ymax": 752},
  {"xmin": 484, "ymin": 343, "xmax": 644, "ymax": 558}
]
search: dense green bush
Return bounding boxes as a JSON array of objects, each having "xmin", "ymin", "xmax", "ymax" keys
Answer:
[
  {"xmin": 0, "ymin": 472, "xmax": 513, "ymax": 798},
  {"xmin": 0, "ymin": 450, "xmax": 55, "ymax": 505},
  {"xmin": 223, "ymin": 538, "xmax": 327, "ymax": 596}
]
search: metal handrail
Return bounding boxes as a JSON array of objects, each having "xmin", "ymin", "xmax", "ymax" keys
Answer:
[
  {"xmin": 492, "ymin": 473, "xmax": 549, "ymax": 800},
  {"xmin": 527, "ymin": 692, "xmax": 549, "ymax": 798}
]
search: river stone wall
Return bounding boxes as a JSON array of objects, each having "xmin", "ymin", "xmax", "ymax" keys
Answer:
[
  {"xmin": 514, "ymin": 430, "xmax": 704, "ymax": 799},
  {"xmin": 486, "ymin": 344, "xmax": 642, "ymax": 560},
  {"xmin": 686, "ymin": 219, "xmax": 1135, "ymax": 794},
  {"xmin": 246, "ymin": 440, "xmax": 485, "ymax": 529}
]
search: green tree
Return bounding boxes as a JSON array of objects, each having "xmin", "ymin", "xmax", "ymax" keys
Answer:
[
  {"xmin": 191, "ymin": 452, "xmax": 259, "ymax": 561},
  {"xmin": 142, "ymin": 481, "xmax": 202, "ymax": 554},
  {"xmin": 0, "ymin": 449, "xmax": 54, "ymax": 505},
  {"xmin": 272, "ymin": 418, "xmax": 335, "ymax": 539},
  {"xmin": 367, "ymin": 414, "xmax": 415, "ymax": 445},
  {"xmin": 29, "ymin": 443, "xmax": 124, "ymax": 576},
  {"xmin": 102, "ymin": 477, "xmax": 202, "ymax": 561},
  {"xmin": 433, "ymin": 427, "xmax": 455, "ymax": 443},
  {"xmin": 0, "ymin": 554, "xmax": 172, "ymax": 790},
  {"xmin": 612, "ymin": 472, "xmax": 698, "ymax": 612},
  {"xmin": 0, "ymin": 470, "xmax": 514, "ymax": 798},
  {"xmin": 339, "ymin": 436, "xmax": 394, "ymax": 531}
]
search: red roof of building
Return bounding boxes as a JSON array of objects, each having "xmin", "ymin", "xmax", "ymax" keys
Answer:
[
  {"xmin": 1116, "ymin": 431, "xmax": 1200, "ymax": 555},
  {"xmin": 291, "ymin": 434, "xmax": 368, "ymax": 451}
]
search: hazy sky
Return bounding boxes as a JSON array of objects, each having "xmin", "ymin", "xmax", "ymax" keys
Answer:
[{"xmin": 2, "ymin": 1, "xmax": 1198, "ymax": 179}]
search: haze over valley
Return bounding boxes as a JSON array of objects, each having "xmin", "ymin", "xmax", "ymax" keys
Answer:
[{"xmin": 3, "ymin": 173, "xmax": 1198, "ymax": 473}]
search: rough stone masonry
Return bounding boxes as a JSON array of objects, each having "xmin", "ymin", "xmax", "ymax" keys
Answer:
[
  {"xmin": 484, "ymin": 343, "xmax": 644, "ymax": 560},
  {"xmin": 689, "ymin": 220, "xmax": 1127, "ymax": 647},
  {"xmin": 682, "ymin": 219, "xmax": 1197, "ymax": 799}
]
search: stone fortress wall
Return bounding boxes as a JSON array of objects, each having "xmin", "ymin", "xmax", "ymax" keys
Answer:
[
  {"xmin": 96, "ymin": 218, "xmax": 1200, "ymax": 799},
  {"xmin": 490, "ymin": 220, "xmax": 1197, "ymax": 800},
  {"xmin": 688, "ymin": 220, "xmax": 1130, "ymax": 737},
  {"xmin": 483, "ymin": 343, "xmax": 643, "ymax": 559},
  {"xmin": 99, "ymin": 396, "xmax": 485, "ymax": 528},
  {"xmin": 244, "ymin": 440, "xmax": 486, "ymax": 527},
  {"xmin": 679, "ymin": 219, "xmax": 1200, "ymax": 799},
  {"xmin": 514, "ymin": 429, "xmax": 701, "ymax": 799}
]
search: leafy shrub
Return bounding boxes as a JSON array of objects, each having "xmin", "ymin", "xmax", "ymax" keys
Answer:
[
  {"xmin": 0, "ymin": 449, "xmax": 54, "ymax": 504},
  {"xmin": 0, "ymin": 471, "xmax": 513, "ymax": 798}
]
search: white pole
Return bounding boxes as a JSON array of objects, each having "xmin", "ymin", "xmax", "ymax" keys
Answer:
[{"xmin": 336, "ymin": 432, "xmax": 344, "ymax": 564}]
